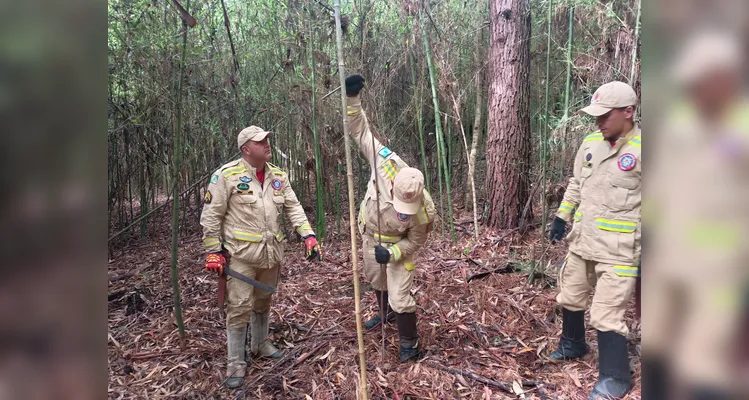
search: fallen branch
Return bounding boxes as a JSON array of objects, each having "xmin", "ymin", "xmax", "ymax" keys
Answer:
[
  {"xmin": 427, "ymin": 362, "xmax": 514, "ymax": 394},
  {"xmin": 428, "ymin": 361, "xmax": 554, "ymax": 395},
  {"xmin": 108, "ymin": 272, "xmax": 134, "ymax": 282}
]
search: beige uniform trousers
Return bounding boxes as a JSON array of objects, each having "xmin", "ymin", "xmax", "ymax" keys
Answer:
[
  {"xmin": 226, "ymin": 257, "xmax": 280, "ymax": 328},
  {"xmin": 362, "ymin": 235, "xmax": 417, "ymax": 314},
  {"xmin": 557, "ymin": 251, "xmax": 637, "ymax": 336}
]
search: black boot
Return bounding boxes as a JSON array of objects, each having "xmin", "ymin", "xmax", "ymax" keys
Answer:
[
  {"xmin": 364, "ymin": 290, "xmax": 395, "ymax": 329},
  {"xmin": 589, "ymin": 331, "xmax": 632, "ymax": 400},
  {"xmin": 641, "ymin": 357, "xmax": 669, "ymax": 400},
  {"xmin": 395, "ymin": 312, "xmax": 422, "ymax": 362},
  {"xmin": 549, "ymin": 308, "xmax": 589, "ymax": 361}
]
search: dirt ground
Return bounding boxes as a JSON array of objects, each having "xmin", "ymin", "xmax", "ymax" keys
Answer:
[{"xmin": 107, "ymin": 213, "xmax": 641, "ymax": 399}]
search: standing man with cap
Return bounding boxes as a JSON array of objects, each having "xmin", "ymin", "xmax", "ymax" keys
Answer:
[
  {"xmin": 343, "ymin": 74, "xmax": 436, "ymax": 362},
  {"xmin": 548, "ymin": 81, "xmax": 641, "ymax": 399},
  {"xmin": 200, "ymin": 125, "xmax": 322, "ymax": 389}
]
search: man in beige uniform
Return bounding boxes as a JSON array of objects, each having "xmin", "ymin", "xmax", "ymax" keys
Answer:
[
  {"xmin": 548, "ymin": 82, "xmax": 641, "ymax": 399},
  {"xmin": 645, "ymin": 31, "xmax": 749, "ymax": 399},
  {"xmin": 200, "ymin": 126, "xmax": 322, "ymax": 389},
  {"xmin": 344, "ymin": 74, "xmax": 436, "ymax": 362}
]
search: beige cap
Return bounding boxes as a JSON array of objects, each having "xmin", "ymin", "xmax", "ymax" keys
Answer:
[
  {"xmin": 237, "ymin": 125, "xmax": 273, "ymax": 149},
  {"xmin": 579, "ymin": 81, "xmax": 637, "ymax": 116},
  {"xmin": 393, "ymin": 167, "xmax": 424, "ymax": 215},
  {"xmin": 672, "ymin": 31, "xmax": 742, "ymax": 85}
]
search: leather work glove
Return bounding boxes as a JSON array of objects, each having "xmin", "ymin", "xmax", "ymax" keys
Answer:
[
  {"xmin": 304, "ymin": 235, "xmax": 322, "ymax": 261},
  {"xmin": 549, "ymin": 216, "xmax": 567, "ymax": 242},
  {"xmin": 345, "ymin": 74, "xmax": 365, "ymax": 97},
  {"xmin": 205, "ymin": 253, "xmax": 226, "ymax": 275},
  {"xmin": 374, "ymin": 245, "xmax": 391, "ymax": 265}
]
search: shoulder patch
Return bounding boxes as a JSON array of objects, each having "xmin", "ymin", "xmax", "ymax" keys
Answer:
[
  {"xmin": 210, "ymin": 175, "xmax": 219, "ymax": 184},
  {"xmin": 378, "ymin": 147, "xmax": 393, "ymax": 159}
]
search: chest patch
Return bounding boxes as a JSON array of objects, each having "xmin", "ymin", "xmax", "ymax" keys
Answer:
[
  {"xmin": 237, "ymin": 183, "xmax": 250, "ymax": 191},
  {"xmin": 239, "ymin": 176, "xmax": 252, "ymax": 183},
  {"xmin": 271, "ymin": 178, "xmax": 283, "ymax": 190},
  {"xmin": 396, "ymin": 212, "xmax": 409, "ymax": 222},
  {"xmin": 617, "ymin": 153, "xmax": 636, "ymax": 171}
]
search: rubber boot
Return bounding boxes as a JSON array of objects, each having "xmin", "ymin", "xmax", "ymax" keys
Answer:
[
  {"xmin": 364, "ymin": 290, "xmax": 395, "ymax": 329},
  {"xmin": 641, "ymin": 357, "xmax": 669, "ymax": 400},
  {"xmin": 395, "ymin": 312, "xmax": 422, "ymax": 362},
  {"xmin": 250, "ymin": 311, "xmax": 282, "ymax": 359},
  {"xmin": 589, "ymin": 330, "xmax": 632, "ymax": 400},
  {"xmin": 226, "ymin": 325, "xmax": 247, "ymax": 389},
  {"xmin": 549, "ymin": 308, "xmax": 589, "ymax": 361}
]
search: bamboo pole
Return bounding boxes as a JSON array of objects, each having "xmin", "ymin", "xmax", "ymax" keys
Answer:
[
  {"xmin": 421, "ymin": 10, "xmax": 452, "ymax": 239},
  {"xmin": 169, "ymin": 0, "xmax": 191, "ymax": 350},
  {"xmin": 333, "ymin": 2, "xmax": 369, "ymax": 398},
  {"xmin": 561, "ymin": 4, "xmax": 574, "ymax": 177},
  {"xmin": 308, "ymin": 12, "xmax": 325, "ymax": 239},
  {"xmin": 629, "ymin": 0, "xmax": 641, "ymax": 85},
  {"xmin": 409, "ymin": 47, "xmax": 430, "ymax": 193}
]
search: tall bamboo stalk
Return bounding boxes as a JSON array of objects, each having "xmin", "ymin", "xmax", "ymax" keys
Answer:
[
  {"xmin": 308, "ymin": 13, "xmax": 325, "ymax": 239},
  {"xmin": 629, "ymin": 0, "xmax": 641, "ymax": 85},
  {"xmin": 561, "ymin": 3, "xmax": 574, "ymax": 177},
  {"xmin": 409, "ymin": 47, "xmax": 430, "ymax": 192},
  {"xmin": 421, "ymin": 10, "xmax": 453, "ymax": 239},
  {"xmin": 334, "ymin": 2, "xmax": 368, "ymax": 398},
  {"xmin": 169, "ymin": 0, "xmax": 190, "ymax": 350}
]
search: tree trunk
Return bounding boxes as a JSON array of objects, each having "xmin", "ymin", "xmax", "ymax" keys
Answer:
[{"xmin": 485, "ymin": 0, "xmax": 532, "ymax": 229}]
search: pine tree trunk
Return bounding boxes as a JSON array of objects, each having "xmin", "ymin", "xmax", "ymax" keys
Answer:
[{"xmin": 485, "ymin": 0, "xmax": 532, "ymax": 229}]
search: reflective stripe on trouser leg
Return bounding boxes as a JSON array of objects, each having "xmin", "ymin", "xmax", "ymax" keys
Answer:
[
  {"xmin": 556, "ymin": 251, "xmax": 595, "ymax": 312},
  {"xmin": 386, "ymin": 258, "xmax": 416, "ymax": 313},
  {"xmin": 589, "ymin": 262, "xmax": 637, "ymax": 336},
  {"xmin": 362, "ymin": 236, "xmax": 387, "ymax": 291}
]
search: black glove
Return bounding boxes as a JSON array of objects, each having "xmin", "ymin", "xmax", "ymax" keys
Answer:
[
  {"xmin": 345, "ymin": 74, "xmax": 365, "ymax": 97},
  {"xmin": 549, "ymin": 216, "xmax": 567, "ymax": 242},
  {"xmin": 374, "ymin": 245, "xmax": 390, "ymax": 264}
]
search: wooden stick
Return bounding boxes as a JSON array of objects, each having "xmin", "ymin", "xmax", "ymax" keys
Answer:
[
  {"xmin": 427, "ymin": 362, "xmax": 514, "ymax": 394},
  {"xmin": 333, "ymin": 2, "xmax": 369, "ymax": 399}
]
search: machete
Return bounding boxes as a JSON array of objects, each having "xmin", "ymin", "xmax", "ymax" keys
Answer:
[{"xmin": 223, "ymin": 265, "xmax": 277, "ymax": 293}]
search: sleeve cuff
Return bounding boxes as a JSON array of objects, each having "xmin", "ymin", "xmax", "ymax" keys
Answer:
[
  {"xmin": 296, "ymin": 222, "xmax": 314, "ymax": 237},
  {"xmin": 556, "ymin": 201, "xmax": 575, "ymax": 222},
  {"xmin": 203, "ymin": 237, "xmax": 222, "ymax": 253}
]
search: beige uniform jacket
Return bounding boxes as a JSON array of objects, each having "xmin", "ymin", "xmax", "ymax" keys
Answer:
[
  {"xmin": 556, "ymin": 128, "xmax": 642, "ymax": 266},
  {"xmin": 200, "ymin": 159, "xmax": 314, "ymax": 267},
  {"xmin": 346, "ymin": 95, "xmax": 436, "ymax": 265}
]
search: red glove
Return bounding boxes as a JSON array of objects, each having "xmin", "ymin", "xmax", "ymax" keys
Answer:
[
  {"xmin": 205, "ymin": 253, "xmax": 226, "ymax": 275},
  {"xmin": 304, "ymin": 236, "xmax": 322, "ymax": 261}
]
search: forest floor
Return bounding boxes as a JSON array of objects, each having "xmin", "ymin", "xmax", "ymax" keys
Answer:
[{"xmin": 107, "ymin": 210, "xmax": 641, "ymax": 400}]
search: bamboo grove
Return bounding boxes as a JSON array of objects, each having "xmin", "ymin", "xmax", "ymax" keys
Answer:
[{"xmin": 108, "ymin": 0, "xmax": 641, "ymax": 246}]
